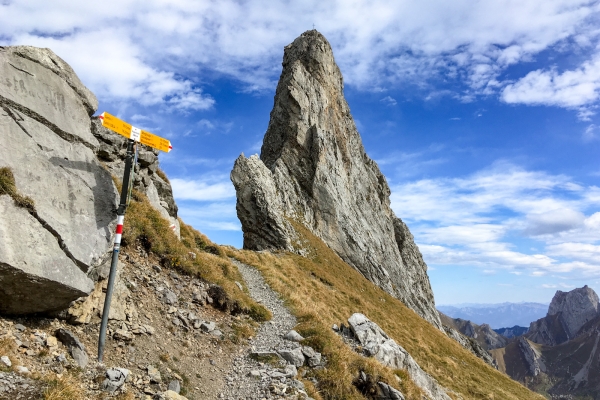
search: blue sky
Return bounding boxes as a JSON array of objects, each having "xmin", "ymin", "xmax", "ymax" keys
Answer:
[{"xmin": 3, "ymin": 0, "xmax": 600, "ymax": 305}]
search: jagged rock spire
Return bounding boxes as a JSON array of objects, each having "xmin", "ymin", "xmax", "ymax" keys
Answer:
[{"xmin": 231, "ymin": 30, "xmax": 442, "ymax": 329}]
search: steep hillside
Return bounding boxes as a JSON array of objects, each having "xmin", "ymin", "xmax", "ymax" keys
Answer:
[
  {"xmin": 229, "ymin": 223, "xmax": 543, "ymax": 399},
  {"xmin": 439, "ymin": 313, "xmax": 508, "ymax": 351}
]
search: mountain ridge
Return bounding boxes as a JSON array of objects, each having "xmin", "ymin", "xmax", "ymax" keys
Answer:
[{"xmin": 438, "ymin": 302, "xmax": 548, "ymax": 329}]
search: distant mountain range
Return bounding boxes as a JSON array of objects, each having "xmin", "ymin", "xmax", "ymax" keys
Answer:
[{"xmin": 437, "ymin": 302, "xmax": 548, "ymax": 329}]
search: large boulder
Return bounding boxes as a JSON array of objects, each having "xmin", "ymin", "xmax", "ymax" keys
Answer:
[
  {"xmin": 347, "ymin": 313, "xmax": 450, "ymax": 400},
  {"xmin": 230, "ymin": 30, "xmax": 441, "ymax": 329},
  {"xmin": 0, "ymin": 46, "xmax": 117, "ymax": 314}
]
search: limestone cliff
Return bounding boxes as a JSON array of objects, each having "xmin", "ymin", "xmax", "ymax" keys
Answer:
[
  {"xmin": 230, "ymin": 30, "xmax": 441, "ymax": 329},
  {"xmin": 0, "ymin": 45, "xmax": 179, "ymax": 315}
]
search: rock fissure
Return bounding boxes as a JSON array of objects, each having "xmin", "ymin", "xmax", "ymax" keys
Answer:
[
  {"xmin": 0, "ymin": 96, "xmax": 95, "ymax": 150},
  {"xmin": 8, "ymin": 62, "xmax": 34, "ymax": 77},
  {"xmin": 5, "ymin": 191, "xmax": 93, "ymax": 274}
]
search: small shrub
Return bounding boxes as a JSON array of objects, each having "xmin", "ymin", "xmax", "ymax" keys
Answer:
[
  {"xmin": 247, "ymin": 304, "xmax": 272, "ymax": 322},
  {"xmin": 0, "ymin": 167, "xmax": 35, "ymax": 211}
]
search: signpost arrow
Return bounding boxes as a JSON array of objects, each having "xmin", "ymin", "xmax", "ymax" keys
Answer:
[
  {"xmin": 97, "ymin": 112, "xmax": 172, "ymax": 362},
  {"xmin": 99, "ymin": 112, "xmax": 172, "ymax": 153}
]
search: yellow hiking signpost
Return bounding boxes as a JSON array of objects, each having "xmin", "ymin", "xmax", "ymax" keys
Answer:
[
  {"xmin": 97, "ymin": 112, "xmax": 172, "ymax": 362},
  {"xmin": 99, "ymin": 112, "xmax": 172, "ymax": 153}
]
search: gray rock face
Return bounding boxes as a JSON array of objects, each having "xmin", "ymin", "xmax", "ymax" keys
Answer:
[
  {"xmin": 517, "ymin": 337, "xmax": 546, "ymax": 376},
  {"xmin": 278, "ymin": 348, "xmax": 305, "ymax": 367},
  {"xmin": 0, "ymin": 45, "xmax": 117, "ymax": 314},
  {"xmin": 347, "ymin": 313, "xmax": 450, "ymax": 400},
  {"xmin": 547, "ymin": 285, "xmax": 599, "ymax": 337},
  {"xmin": 102, "ymin": 367, "xmax": 130, "ymax": 393},
  {"xmin": 55, "ymin": 328, "xmax": 88, "ymax": 368},
  {"xmin": 527, "ymin": 286, "xmax": 600, "ymax": 345},
  {"xmin": 354, "ymin": 371, "xmax": 405, "ymax": 400},
  {"xmin": 230, "ymin": 30, "xmax": 441, "ymax": 329},
  {"xmin": 377, "ymin": 381, "xmax": 406, "ymax": 400}
]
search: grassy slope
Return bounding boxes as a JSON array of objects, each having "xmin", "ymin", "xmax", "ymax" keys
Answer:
[
  {"xmin": 118, "ymin": 183, "xmax": 540, "ymax": 399},
  {"xmin": 228, "ymin": 223, "xmax": 543, "ymax": 400},
  {"xmin": 121, "ymin": 189, "xmax": 271, "ymax": 323}
]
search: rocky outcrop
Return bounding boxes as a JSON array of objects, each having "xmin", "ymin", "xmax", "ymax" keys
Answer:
[
  {"xmin": 230, "ymin": 30, "xmax": 441, "ymax": 329},
  {"xmin": 0, "ymin": 45, "xmax": 180, "ymax": 315},
  {"xmin": 494, "ymin": 326, "xmax": 528, "ymax": 339},
  {"xmin": 347, "ymin": 313, "xmax": 450, "ymax": 400},
  {"xmin": 491, "ymin": 287, "xmax": 600, "ymax": 398},
  {"xmin": 441, "ymin": 325, "xmax": 497, "ymax": 367},
  {"xmin": 0, "ymin": 46, "xmax": 116, "ymax": 314},
  {"xmin": 547, "ymin": 285, "xmax": 599, "ymax": 337},
  {"xmin": 527, "ymin": 286, "xmax": 600, "ymax": 345},
  {"xmin": 518, "ymin": 337, "xmax": 546, "ymax": 377}
]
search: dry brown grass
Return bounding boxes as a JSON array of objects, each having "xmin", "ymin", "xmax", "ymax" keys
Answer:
[
  {"xmin": 121, "ymin": 190, "xmax": 270, "ymax": 324},
  {"xmin": 227, "ymin": 222, "xmax": 544, "ymax": 400},
  {"xmin": 0, "ymin": 166, "xmax": 35, "ymax": 211},
  {"xmin": 114, "ymin": 392, "xmax": 136, "ymax": 400},
  {"xmin": 42, "ymin": 372, "xmax": 85, "ymax": 400},
  {"xmin": 155, "ymin": 168, "xmax": 170, "ymax": 183},
  {"xmin": 0, "ymin": 337, "xmax": 17, "ymax": 372}
]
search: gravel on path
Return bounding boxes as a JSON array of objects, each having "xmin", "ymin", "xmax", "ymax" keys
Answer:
[{"xmin": 220, "ymin": 259, "xmax": 310, "ymax": 400}]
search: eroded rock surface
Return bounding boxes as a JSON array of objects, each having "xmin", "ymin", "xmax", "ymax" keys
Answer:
[
  {"xmin": 230, "ymin": 30, "xmax": 441, "ymax": 329},
  {"xmin": 527, "ymin": 286, "xmax": 600, "ymax": 345},
  {"xmin": 346, "ymin": 313, "xmax": 450, "ymax": 400},
  {"xmin": 0, "ymin": 46, "xmax": 116, "ymax": 314}
]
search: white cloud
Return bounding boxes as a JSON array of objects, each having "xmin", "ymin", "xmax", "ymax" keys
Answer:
[
  {"xmin": 391, "ymin": 162, "xmax": 578, "ymax": 224},
  {"xmin": 380, "ymin": 96, "xmax": 397, "ymax": 106},
  {"xmin": 524, "ymin": 208, "xmax": 585, "ymax": 236},
  {"xmin": 171, "ymin": 175, "xmax": 235, "ymax": 201},
  {"xmin": 391, "ymin": 162, "xmax": 600, "ymax": 276},
  {"xmin": 501, "ymin": 53, "xmax": 600, "ymax": 116},
  {"xmin": 584, "ymin": 124, "xmax": 599, "ymax": 141},
  {"xmin": 9, "ymin": 29, "xmax": 214, "ymax": 112},
  {"xmin": 1, "ymin": 0, "xmax": 600, "ymax": 114},
  {"xmin": 177, "ymin": 202, "xmax": 240, "ymax": 232},
  {"xmin": 547, "ymin": 242, "xmax": 600, "ymax": 263}
]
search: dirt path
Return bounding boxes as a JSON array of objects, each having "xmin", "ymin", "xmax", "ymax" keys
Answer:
[{"xmin": 220, "ymin": 259, "xmax": 311, "ymax": 399}]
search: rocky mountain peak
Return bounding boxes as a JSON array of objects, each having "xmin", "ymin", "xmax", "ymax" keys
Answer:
[
  {"xmin": 526, "ymin": 285, "xmax": 600, "ymax": 346},
  {"xmin": 548, "ymin": 285, "xmax": 599, "ymax": 315},
  {"xmin": 547, "ymin": 285, "xmax": 599, "ymax": 335},
  {"xmin": 231, "ymin": 30, "xmax": 442, "ymax": 329}
]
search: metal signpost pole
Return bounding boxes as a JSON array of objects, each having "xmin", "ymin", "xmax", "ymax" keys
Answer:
[
  {"xmin": 98, "ymin": 139, "xmax": 135, "ymax": 362},
  {"xmin": 96, "ymin": 111, "xmax": 171, "ymax": 362}
]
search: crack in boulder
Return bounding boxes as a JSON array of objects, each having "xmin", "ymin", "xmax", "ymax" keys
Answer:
[{"xmin": 0, "ymin": 96, "xmax": 95, "ymax": 150}]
